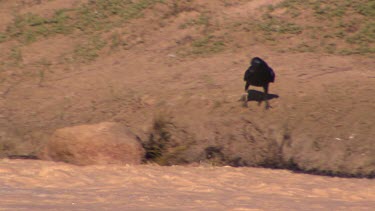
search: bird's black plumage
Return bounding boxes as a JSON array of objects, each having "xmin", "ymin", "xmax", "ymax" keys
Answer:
[
  {"xmin": 243, "ymin": 57, "xmax": 276, "ymax": 108},
  {"xmin": 244, "ymin": 57, "xmax": 275, "ymax": 88}
]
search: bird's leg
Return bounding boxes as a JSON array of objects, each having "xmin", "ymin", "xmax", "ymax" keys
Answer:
[
  {"xmin": 263, "ymin": 84, "xmax": 271, "ymax": 109},
  {"xmin": 242, "ymin": 82, "xmax": 250, "ymax": 107}
]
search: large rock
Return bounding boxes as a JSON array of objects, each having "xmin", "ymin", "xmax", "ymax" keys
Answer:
[{"xmin": 39, "ymin": 122, "xmax": 144, "ymax": 165}]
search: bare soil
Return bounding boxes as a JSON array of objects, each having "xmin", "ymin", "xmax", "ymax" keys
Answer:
[{"xmin": 0, "ymin": 0, "xmax": 374, "ymax": 178}]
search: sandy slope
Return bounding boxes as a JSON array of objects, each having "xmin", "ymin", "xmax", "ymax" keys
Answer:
[{"xmin": 0, "ymin": 159, "xmax": 374, "ymax": 211}]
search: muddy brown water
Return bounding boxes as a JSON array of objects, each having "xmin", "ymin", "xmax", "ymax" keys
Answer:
[{"xmin": 0, "ymin": 159, "xmax": 374, "ymax": 210}]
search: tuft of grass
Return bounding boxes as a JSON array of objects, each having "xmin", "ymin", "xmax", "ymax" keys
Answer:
[
  {"xmin": 164, "ymin": 0, "xmax": 194, "ymax": 17},
  {"xmin": 38, "ymin": 69, "xmax": 45, "ymax": 87},
  {"xmin": 143, "ymin": 114, "xmax": 173, "ymax": 162},
  {"xmin": 289, "ymin": 42, "xmax": 317, "ymax": 53},
  {"xmin": 142, "ymin": 112, "xmax": 197, "ymax": 165},
  {"xmin": 9, "ymin": 47, "xmax": 23, "ymax": 66},
  {"xmin": 73, "ymin": 35, "xmax": 106, "ymax": 62},
  {"xmin": 0, "ymin": 140, "xmax": 16, "ymax": 156},
  {"xmin": 257, "ymin": 16, "xmax": 302, "ymax": 35},
  {"xmin": 180, "ymin": 13, "xmax": 209, "ymax": 29},
  {"xmin": 0, "ymin": 33, "xmax": 7, "ymax": 43},
  {"xmin": 35, "ymin": 59, "xmax": 51, "ymax": 86},
  {"xmin": 190, "ymin": 35, "xmax": 225, "ymax": 55},
  {"xmin": 110, "ymin": 32, "xmax": 127, "ymax": 50}
]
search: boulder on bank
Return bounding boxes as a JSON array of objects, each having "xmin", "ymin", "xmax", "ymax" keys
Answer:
[{"xmin": 39, "ymin": 122, "xmax": 144, "ymax": 165}]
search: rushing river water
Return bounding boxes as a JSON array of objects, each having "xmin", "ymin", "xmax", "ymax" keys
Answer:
[{"xmin": 0, "ymin": 159, "xmax": 374, "ymax": 210}]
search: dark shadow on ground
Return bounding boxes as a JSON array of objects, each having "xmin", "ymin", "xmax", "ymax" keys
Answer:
[{"xmin": 246, "ymin": 90, "xmax": 279, "ymax": 102}]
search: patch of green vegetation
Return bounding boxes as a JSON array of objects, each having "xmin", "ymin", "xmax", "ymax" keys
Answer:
[
  {"xmin": 346, "ymin": 22, "xmax": 375, "ymax": 44},
  {"xmin": 325, "ymin": 43, "xmax": 337, "ymax": 54},
  {"xmin": 289, "ymin": 42, "xmax": 317, "ymax": 53},
  {"xmin": 76, "ymin": 0, "xmax": 164, "ymax": 31},
  {"xmin": 221, "ymin": 0, "xmax": 234, "ymax": 7},
  {"xmin": 313, "ymin": 3, "xmax": 338, "ymax": 17},
  {"xmin": 314, "ymin": 0, "xmax": 374, "ymax": 19},
  {"xmin": 73, "ymin": 35, "xmax": 106, "ymax": 62},
  {"xmin": 4, "ymin": 0, "xmax": 163, "ymax": 43},
  {"xmin": 164, "ymin": 0, "xmax": 194, "ymax": 17},
  {"xmin": 0, "ymin": 33, "xmax": 7, "ymax": 43},
  {"xmin": 6, "ymin": 10, "xmax": 71, "ymax": 44},
  {"xmin": 110, "ymin": 32, "xmax": 127, "ymax": 50},
  {"xmin": 191, "ymin": 35, "xmax": 225, "ymax": 55},
  {"xmin": 266, "ymin": 0, "xmax": 375, "ymax": 55},
  {"xmin": 355, "ymin": 1, "xmax": 375, "ymax": 16},
  {"xmin": 179, "ymin": 13, "xmax": 211, "ymax": 29},
  {"xmin": 72, "ymin": 0, "xmax": 160, "ymax": 32},
  {"xmin": 258, "ymin": 16, "xmax": 302, "ymax": 35}
]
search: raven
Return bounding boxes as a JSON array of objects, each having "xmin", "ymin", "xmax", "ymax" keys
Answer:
[{"xmin": 243, "ymin": 57, "xmax": 275, "ymax": 109}]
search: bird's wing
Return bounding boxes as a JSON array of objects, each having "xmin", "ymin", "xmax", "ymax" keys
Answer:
[
  {"xmin": 244, "ymin": 66, "xmax": 252, "ymax": 81},
  {"xmin": 268, "ymin": 67, "xmax": 275, "ymax": 82}
]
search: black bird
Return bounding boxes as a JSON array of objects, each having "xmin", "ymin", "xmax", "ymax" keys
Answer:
[{"xmin": 243, "ymin": 57, "xmax": 275, "ymax": 109}]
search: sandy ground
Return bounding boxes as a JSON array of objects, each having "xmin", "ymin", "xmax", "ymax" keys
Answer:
[
  {"xmin": 0, "ymin": 159, "xmax": 374, "ymax": 211},
  {"xmin": 0, "ymin": 1, "xmax": 374, "ymax": 210}
]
